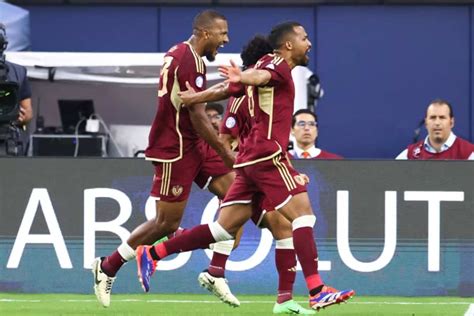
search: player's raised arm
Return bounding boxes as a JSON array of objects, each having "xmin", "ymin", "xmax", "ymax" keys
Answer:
[
  {"xmin": 179, "ymin": 81, "xmax": 231, "ymax": 105},
  {"xmin": 220, "ymin": 59, "xmax": 272, "ymax": 86}
]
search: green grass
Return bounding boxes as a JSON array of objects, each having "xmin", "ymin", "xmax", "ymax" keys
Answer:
[{"xmin": 0, "ymin": 293, "xmax": 472, "ymax": 316}]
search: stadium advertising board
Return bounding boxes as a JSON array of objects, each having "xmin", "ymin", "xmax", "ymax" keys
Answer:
[{"xmin": 0, "ymin": 158, "xmax": 472, "ymax": 296}]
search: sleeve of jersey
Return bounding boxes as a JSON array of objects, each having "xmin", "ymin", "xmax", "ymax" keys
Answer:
[
  {"xmin": 228, "ymin": 82, "xmax": 245, "ymax": 97},
  {"xmin": 220, "ymin": 110, "xmax": 240, "ymax": 139},
  {"xmin": 261, "ymin": 61, "xmax": 287, "ymax": 87},
  {"xmin": 178, "ymin": 51, "xmax": 206, "ymax": 93}
]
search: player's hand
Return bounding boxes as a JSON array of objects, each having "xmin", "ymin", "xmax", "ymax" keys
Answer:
[
  {"xmin": 178, "ymin": 81, "xmax": 197, "ymax": 106},
  {"xmin": 300, "ymin": 173, "xmax": 310, "ymax": 184},
  {"xmin": 219, "ymin": 60, "xmax": 241, "ymax": 83}
]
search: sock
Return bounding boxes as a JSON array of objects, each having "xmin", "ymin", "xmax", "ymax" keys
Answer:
[
  {"xmin": 275, "ymin": 238, "xmax": 296, "ymax": 304},
  {"xmin": 293, "ymin": 225, "xmax": 323, "ymax": 292},
  {"xmin": 208, "ymin": 252, "xmax": 229, "ymax": 278},
  {"xmin": 150, "ymin": 224, "xmax": 217, "ymax": 260},
  {"xmin": 101, "ymin": 250, "xmax": 126, "ymax": 277},
  {"xmin": 167, "ymin": 227, "xmax": 185, "ymax": 239},
  {"xmin": 208, "ymin": 240, "xmax": 234, "ymax": 278}
]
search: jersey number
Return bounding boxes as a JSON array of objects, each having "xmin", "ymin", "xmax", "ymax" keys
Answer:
[{"xmin": 158, "ymin": 56, "xmax": 173, "ymax": 97}]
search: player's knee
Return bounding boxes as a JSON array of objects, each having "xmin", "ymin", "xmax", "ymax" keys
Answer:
[
  {"xmin": 209, "ymin": 221, "xmax": 233, "ymax": 242},
  {"xmin": 292, "ymin": 214, "xmax": 316, "ymax": 230}
]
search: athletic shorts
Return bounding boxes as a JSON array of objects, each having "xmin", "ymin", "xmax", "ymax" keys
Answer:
[
  {"xmin": 150, "ymin": 142, "xmax": 231, "ymax": 202},
  {"xmin": 250, "ymin": 193, "xmax": 275, "ymax": 228},
  {"xmin": 222, "ymin": 153, "xmax": 307, "ymax": 212}
]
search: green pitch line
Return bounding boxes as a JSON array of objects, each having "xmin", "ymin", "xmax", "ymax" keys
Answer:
[{"xmin": 0, "ymin": 294, "xmax": 472, "ymax": 316}]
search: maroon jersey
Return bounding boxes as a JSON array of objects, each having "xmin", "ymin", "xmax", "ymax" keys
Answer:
[
  {"xmin": 234, "ymin": 54, "xmax": 295, "ymax": 167},
  {"xmin": 220, "ymin": 94, "xmax": 253, "ymax": 150},
  {"xmin": 407, "ymin": 137, "xmax": 474, "ymax": 160},
  {"xmin": 145, "ymin": 42, "xmax": 207, "ymax": 161},
  {"xmin": 316, "ymin": 150, "xmax": 343, "ymax": 159}
]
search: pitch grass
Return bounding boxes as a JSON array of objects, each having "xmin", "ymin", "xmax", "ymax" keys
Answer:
[{"xmin": 0, "ymin": 293, "xmax": 472, "ymax": 316}]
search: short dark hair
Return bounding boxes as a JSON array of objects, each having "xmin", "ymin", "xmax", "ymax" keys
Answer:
[
  {"xmin": 268, "ymin": 21, "xmax": 302, "ymax": 50},
  {"xmin": 292, "ymin": 109, "xmax": 318, "ymax": 127},
  {"xmin": 206, "ymin": 102, "xmax": 224, "ymax": 115},
  {"xmin": 193, "ymin": 10, "xmax": 227, "ymax": 31},
  {"xmin": 240, "ymin": 35, "xmax": 273, "ymax": 68},
  {"xmin": 428, "ymin": 99, "xmax": 454, "ymax": 118}
]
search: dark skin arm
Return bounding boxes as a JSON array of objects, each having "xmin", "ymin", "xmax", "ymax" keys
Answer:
[
  {"xmin": 178, "ymin": 81, "xmax": 231, "ymax": 105},
  {"xmin": 187, "ymin": 102, "xmax": 235, "ymax": 168}
]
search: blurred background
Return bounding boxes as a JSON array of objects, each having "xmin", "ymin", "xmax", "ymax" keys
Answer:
[{"xmin": 2, "ymin": 0, "xmax": 473, "ymax": 158}]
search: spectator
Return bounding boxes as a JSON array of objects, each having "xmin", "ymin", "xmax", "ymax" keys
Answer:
[
  {"xmin": 205, "ymin": 102, "xmax": 224, "ymax": 133},
  {"xmin": 396, "ymin": 99, "xmax": 474, "ymax": 160},
  {"xmin": 288, "ymin": 109, "xmax": 342, "ymax": 159}
]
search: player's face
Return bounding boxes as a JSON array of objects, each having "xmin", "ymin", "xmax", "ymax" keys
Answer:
[
  {"xmin": 206, "ymin": 109, "xmax": 222, "ymax": 132},
  {"xmin": 292, "ymin": 113, "xmax": 318, "ymax": 147},
  {"xmin": 203, "ymin": 18, "xmax": 229, "ymax": 62},
  {"xmin": 291, "ymin": 26, "xmax": 312, "ymax": 66},
  {"xmin": 425, "ymin": 103, "xmax": 454, "ymax": 145}
]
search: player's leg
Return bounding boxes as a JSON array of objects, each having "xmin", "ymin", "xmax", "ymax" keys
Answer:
[
  {"xmin": 93, "ymin": 158, "xmax": 197, "ymax": 306},
  {"xmin": 251, "ymin": 155, "xmax": 354, "ymax": 310},
  {"xmin": 259, "ymin": 208, "xmax": 314, "ymax": 315},
  {"xmin": 136, "ymin": 172, "xmax": 254, "ymax": 292},
  {"xmin": 278, "ymin": 193, "xmax": 355, "ymax": 310},
  {"xmin": 197, "ymin": 174, "xmax": 243, "ymax": 307},
  {"xmin": 195, "ymin": 149, "xmax": 242, "ymax": 306}
]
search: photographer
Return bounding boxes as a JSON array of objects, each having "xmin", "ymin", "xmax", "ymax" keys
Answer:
[{"xmin": 0, "ymin": 23, "xmax": 32, "ymax": 155}]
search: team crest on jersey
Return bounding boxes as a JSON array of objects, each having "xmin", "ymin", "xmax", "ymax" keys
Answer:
[
  {"xmin": 225, "ymin": 117, "xmax": 236, "ymax": 128},
  {"xmin": 294, "ymin": 175, "xmax": 306, "ymax": 186},
  {"xmin": 195, "ymin": 76, "xmax": 204, "ymax": 88},
  {"xmin": 171, "ymin": 185, "xmax": 183, "ymax": 197},
  {"xmin": 412, "ymin": 146, "xmax": 421, "ymax": 158}
]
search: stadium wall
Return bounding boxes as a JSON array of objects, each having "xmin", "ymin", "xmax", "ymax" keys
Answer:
[
  {"xmin": 18, "ymin": 4, "xmax": 474, "ymax": 159},
  {"xmin": 0, "ymin": 158, "xmax": 472, "ymax": 296}
]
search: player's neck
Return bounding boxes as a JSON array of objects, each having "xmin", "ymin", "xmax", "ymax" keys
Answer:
[
  {"xmin": 188, "ymin": 35, "xmax": 204, "ymax": 57},
  {"xmin": 274, "ymin": 50, "xmax": 296, "ymax": 69}
]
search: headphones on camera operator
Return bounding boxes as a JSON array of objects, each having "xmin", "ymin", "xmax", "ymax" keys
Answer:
[{"xmin": 0, "ymin": 23, "xmax": 23, "ymax": 156}]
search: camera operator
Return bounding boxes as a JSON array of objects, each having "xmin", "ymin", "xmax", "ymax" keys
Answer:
[{"xmin": 0, "ymin": 23, "xmax": 32, "ymax": 156}]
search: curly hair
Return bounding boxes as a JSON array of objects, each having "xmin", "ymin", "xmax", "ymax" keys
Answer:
[{"xmin": 240, "ymin": 35, "xmax": 273, "ymax": 69}]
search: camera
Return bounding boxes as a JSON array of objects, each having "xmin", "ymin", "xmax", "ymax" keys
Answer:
[{"xmin": 0, "ymin": 23, "xmax": 22, "ymax": 155}]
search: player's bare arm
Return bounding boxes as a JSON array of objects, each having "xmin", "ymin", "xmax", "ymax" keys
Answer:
[
  {"xmin": 179, "ymin": 81, "xmax": 230, "ymax": 105},
  {"xmin": 219, "ymin": 60, "xmax": 271, "ymax": 86},
  {"xmin": 187, "ymin": 102, "xmax": 235, "ymax": 168}
]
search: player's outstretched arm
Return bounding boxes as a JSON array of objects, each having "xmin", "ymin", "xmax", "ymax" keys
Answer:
[
  {"xmin": 188, "ymin": 103, "xmax": 235, "ymax": 168},
  {"xmin": 220, "ymin": 59, "xmax": 271, "ymax": 86},
  {"xmin": 179, "ymin": 81, "xmax": 230, "ymax": 105}
]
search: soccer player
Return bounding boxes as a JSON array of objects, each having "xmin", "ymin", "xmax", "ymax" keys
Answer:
[
  {"xmin": 92, "ymin": 10, "xmax": 239, "ymax": 308},
  {"xmin": 136, "ymin": 22, "xmax": 355, "ymax": 311},
  {"xmin": 217, "ymin": 35, "xmax": 315, "ymax": 314}
]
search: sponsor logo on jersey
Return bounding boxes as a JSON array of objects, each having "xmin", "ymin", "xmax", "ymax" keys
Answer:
[
  {"xmin": 266, "ymin": 63, "xmax": 275, "ymax": 70},
  {"xmin": 225, "ymin": 117, "xmax": 236, "ymax": 128}
]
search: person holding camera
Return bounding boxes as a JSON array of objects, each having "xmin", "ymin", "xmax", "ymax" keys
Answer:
[{"xmin": 0, "ymin": 23, "xmax": 32, "ymax": 155}]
